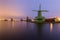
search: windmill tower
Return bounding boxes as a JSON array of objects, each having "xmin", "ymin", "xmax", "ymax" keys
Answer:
[{"xmin": 33, "ymin": 4, "xmax": 48, "ymax": 23}]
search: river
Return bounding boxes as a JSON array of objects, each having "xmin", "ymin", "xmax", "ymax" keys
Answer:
[{"xmin": 0, "ymin": 21, "xmax": 60, "ymax": 40}]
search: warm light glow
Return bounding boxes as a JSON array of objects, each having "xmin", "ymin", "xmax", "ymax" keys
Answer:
[
  {"xmin": 32, "ymin": 19, "xmax": 34, "ymax": 21},
  {"xmin": 50, "ymin": 23, "xmax": 53, "ymax": 32},
  {"xmin": 0, "ymin": 0, "xmax": 26, "ymax": 19},
  {"xmin": 55, "ymin": 17, "xmax": 60, "ymax": 22},
  {"xmin": 0, "ymin": 5, "xmax": 25, "ymax": 18}
]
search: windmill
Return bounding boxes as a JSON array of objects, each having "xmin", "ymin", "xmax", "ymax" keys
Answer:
[{"xmin": 33, "ymin": 4, "xmax": 48, "ymax": 23}]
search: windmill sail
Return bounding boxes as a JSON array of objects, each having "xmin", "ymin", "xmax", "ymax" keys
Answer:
[{"xmin": 32, "ymin": 3, "xmax": 48, "ymax": 23}]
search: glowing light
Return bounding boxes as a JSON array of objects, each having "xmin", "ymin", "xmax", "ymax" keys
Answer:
[
  {"xmin": 50, "ymin": 23, "xmax": 53, "ymax": 32},
  {"xmin": 32, "ymin": 19, "xmax": 35, "ymax": 21},
  {"xmin": 55, "ymin": 17, "xmax": 60, "ymax": 22}
]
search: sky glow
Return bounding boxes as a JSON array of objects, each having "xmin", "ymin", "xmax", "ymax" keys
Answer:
[{"xmin": 0, "ymin": 0, "xmax": 60, "ymax": 19}]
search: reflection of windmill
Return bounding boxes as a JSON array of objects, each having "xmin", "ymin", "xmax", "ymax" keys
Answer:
[{"xmin": 33, "ymin": 4, "xmax": 48, "ymax": 23}]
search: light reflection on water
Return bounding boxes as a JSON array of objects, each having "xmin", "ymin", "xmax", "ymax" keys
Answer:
[
  {"xmin": 50, "ymin": 23, "xmax": 53, "ymax": 32},
  {"xmin": 0, "ymin": 21, "xmax": 60, "ymax": 40}
]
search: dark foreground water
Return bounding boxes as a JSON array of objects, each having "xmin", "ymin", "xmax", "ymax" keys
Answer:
[{"xmin": 0, "ymin": 21, "xmax": 60, "ymax": 40}]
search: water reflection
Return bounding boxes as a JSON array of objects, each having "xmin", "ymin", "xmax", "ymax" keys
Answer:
[
  {"xmin": 11, "ymin": 21, "xmax": 15, "ymax": 32},
  {"xmin": 0, "ymin": 21, "xmax": 60, "ymax": 40},
  {"xmin": 34, "ymin": 23, "xmax": 44, "ymax": 40},
  {"xmin": 11, "ymin": 21, "xmax": 15, "ymax": 28},
  {"xmin": 50, "ymin": 23, "xmax": 53, "ymax": 32},
  {"xmin": 35, "ymin": 24, "xmax": 44, "ymax": 33}
]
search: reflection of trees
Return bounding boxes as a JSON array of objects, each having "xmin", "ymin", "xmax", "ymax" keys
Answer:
[{"xmin": 54, "ymin": 23, "xmax": 59, "ymax": 32}]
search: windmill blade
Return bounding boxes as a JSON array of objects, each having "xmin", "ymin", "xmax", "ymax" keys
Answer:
[
  {"xmin": 41, "ymin": 10, "xmax": 48, "ymax": 12},
  {"xmin": 32, "ymin": 10, "xmax": 38, "ymax": 12}
]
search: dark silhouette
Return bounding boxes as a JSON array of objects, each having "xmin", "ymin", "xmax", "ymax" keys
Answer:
[
  {"xmin": 33, "ymin": 4, "xmax": 48, "ymax": 23},
  {"xmin": 20, "ymin": 18, "xmax": 23, "ymax": 21},
  {"xmin": 4, "ymin": 19, "xmax": 8, "ymax": 21},
  {"xmin": 26, "ymin": 16, "xmax": 32, "ymax": 22},
  {"xmin": 11, "ymin": 18, "xmax": 14, "ymax": 21},
  {"xmin": 45, "ymin": 18, "xmax": 55, "ymax": 23}
]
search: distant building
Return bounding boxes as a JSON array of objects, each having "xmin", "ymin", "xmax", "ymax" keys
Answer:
[
  {"xmin": 45, "ymin": 18, "xmax": 55, "ymax": 22},
  {"xmin": 26, "ymin": 16, "xmax": 32, "ymax": 22},
  {"xmin": 11, "ymin": 18, "xmax": 14, "ymax": 21}
]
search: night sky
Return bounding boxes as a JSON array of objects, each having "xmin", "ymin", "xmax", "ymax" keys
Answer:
[{"xmin": 0, "ymin": 0, "xmax": 60, "ymax": 19}]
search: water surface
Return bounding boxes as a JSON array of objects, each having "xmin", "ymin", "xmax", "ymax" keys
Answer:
[{"xmin": 0, "ymin": 21, "xmax": 60, "ymax": 40}]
